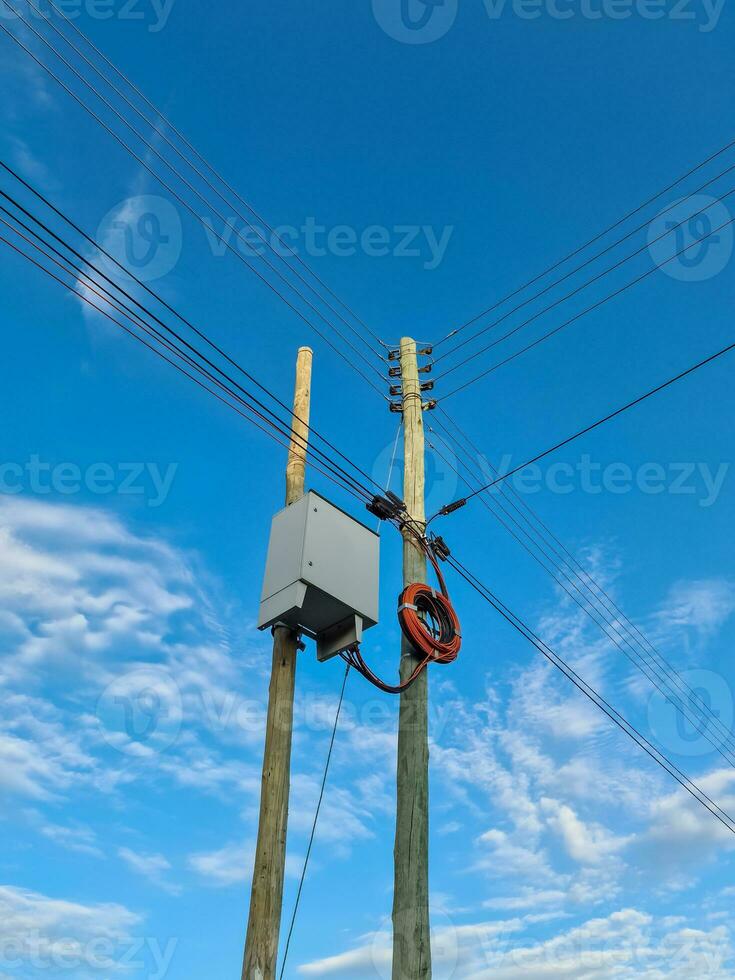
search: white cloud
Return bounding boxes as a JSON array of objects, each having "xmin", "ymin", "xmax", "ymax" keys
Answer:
[
  {"xmin": 654, "ymin": 579, "xmax": 735, "ymax": 642},
  {"xmin": 0, "ymin": 885, "xmax": 140, "ymax": 972},
  {"xmin": 34, "ymin": 818, "xmax": 103, "ymax": 858},
  {"xmin": 298, "ymin": 908, "xmax": 735, "ymax": 979},
  {"xmin": 541, "ymin": 798, "xmax": 634, "ymax": 865},
  {"xmin": 187, "ymin": 840, "xmax": 303, "ymax": 888},
  {"xmin": 645, "ymin": 770, "xmax": 735, "ymax": 860},
  {"xmin": 117, "ymin": 847, "xmax": 179, "ymax": 894}
]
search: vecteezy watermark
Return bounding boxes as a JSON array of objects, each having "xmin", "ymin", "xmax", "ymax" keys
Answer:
[
  {"xmin": 97, "ymin": 667, "xmax": 183, "ymax": 756},
  {"xmin": 498, "ymin": 455, "xmax": 731, "ymax": 508},
  {"xmin": 648, "ymin": 195, "xmax": 734, "ymax": 282},
  {"xmin": 0, "ymin": 0, "xmax": 177, "ymax": 33},
  {"xmin": 96, "ymin": 666, "xmax": 455, "ymax": 756},
  {"xmin": 201, "ymin": 215, "xmax": 455, "ymax": 272},
  {"xmin": 373, "ymin": 0, "xmax": 726, "ymax": 43},
  {"xmin": 648, "ymin": 669, "xmax": 734, "ymax": 757},
  {"xmin": 97, "ymin": 195, "xmax": 182, "ymax": 283},
  {"xmin": 0, "ymin": 457, "xmax": 178, "ymax": 508},
  {"xmin": 372, "ymin": 0, "xmax": 459, "ymax": 44},
  {"xmin": 375, "ymin": 436, "xmax": 730, "ymax": 509},
  {"xmin": 0, "ymin": 933, "xmax": 178, "ymax": 978}
]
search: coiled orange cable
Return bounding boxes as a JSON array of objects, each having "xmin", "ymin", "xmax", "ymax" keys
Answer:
[{"xmin": 342, "ymin": 536, "xmax": 461, "ymax": 694}]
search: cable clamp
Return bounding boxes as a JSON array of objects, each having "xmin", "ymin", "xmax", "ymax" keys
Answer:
[
  {"xmin": 398, "ymin": 602, "xmax": 419, "ymax": 613},
  {"xmin": 367, "ymin": 492, "xmax": 407, "ymax": 522}
]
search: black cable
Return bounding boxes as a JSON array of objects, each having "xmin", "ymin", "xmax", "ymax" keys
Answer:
[
  {"xmin": 0, "ymin": 191, "xmax": 383, "ymax": 501},
  {"xmin": 0, "ymin": 210, "xmax": 375, "ymax": 504},
  {"xmin": 0, "ymin": 14, "xmax": 389, "ymax": 398},
  {"xmin": 24, "ymin": 0, "xmax": 387, "ymax": 360},
  {"xmin": 440, "ymin": 210, "xmax": 735, "ymax": 399},
  {"xmin": 278, "ymin": 665, "xmax": 350, "ymax": 980},
  {"xmin": 446, "ymin": 554, "xmax": 735, "ymax": 837},
  {"xmin": 433, "ymin": 135, "xmax": 735, "ymax": 350},
  {"xmin": 0, "ymin": 228, "xmax": 374, "ymax": 505},
  {"xmin": 440, "ymin": 334, "xmax": 735, "ymax": 509},
  {"xmin": 42, "ymin": 0, "xmax": 389, "ymax": 352},
  {"xmin": 0, "ymin": 164, "xmax": 388, "ymax": 496},
  {"xmin": 435, "ymin": 407, "xmax": 735, "ymax": 759},
  {"xmin": 435, "ymin": 187, "xmax": 735, "ymax": 379},
  {"xmin": 428, "ymin": 427, "xmax": 735, "ymax": 766}
]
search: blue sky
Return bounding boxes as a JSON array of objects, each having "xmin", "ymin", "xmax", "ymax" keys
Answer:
[{"xmin": 1, "ymin": 0, "xmax": 735, "ymax": 976}]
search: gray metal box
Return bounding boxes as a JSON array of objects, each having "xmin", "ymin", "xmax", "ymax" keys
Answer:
[{"xmin": 258, "ymin": 491, "xmax": 379, "ymax": 659}]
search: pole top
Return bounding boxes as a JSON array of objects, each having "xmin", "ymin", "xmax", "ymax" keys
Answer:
[{"xmin": 298, "ymin": 346, "xmax": 313, "ymax": 356}]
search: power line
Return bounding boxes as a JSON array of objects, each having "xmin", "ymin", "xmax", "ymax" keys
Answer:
[
  {"xmin": 440, "ymin": 210, "xmax": 735, "ymax": 400},
  {"xmin": 428, "ymin": 421, "xmax": 735, "ymax": 766},
  {"xmin": 446, "ymin": 553, "xmax": 735, "ymax": 837},
  {"xmin": 434, "ymin": 406, "xmax": 735, "ymax": 761},
  {"xmin": 42, "ymin": 0, "xmax": 389, "ymax": 352},
  {"xmin": 437, "ymin": 333, "xmax": 735, "ymax": 511},
  {"xmin": 0, "ymin": 220, "xmax": 381, "ymax": 506},
  {"xmin": 434, "ymin": 187, "xmax": 735, "ymax": 379},
  {"xmin": 23, "ymin": 0, "xmax": 388, "ymax": 358},
  {"xmin": 433, "ymin": 135, "xmax": 735, "ymax": 351},
  {"xmin": 0, "ymin": 163, "xmax": 386, "ymax": 498},
  {"xmin": 0, "ymin": 205, "xmax": 376, "ymax": 504},
  {"xmin": 278, "ymin": 665, "xmax": 350, "ymax": 980},
  {"xmin": 0, "ymin": 11, "xmax": 389, "ymax": 398}
]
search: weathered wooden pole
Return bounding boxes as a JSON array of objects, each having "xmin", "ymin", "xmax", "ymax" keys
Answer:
[
  {"xmin": 243, "ymin": 346, "xmax": 313, "ymax": 980},
  {"xmin": 392, "ymin": 336, "xmax": 432, "ymax": 979}
]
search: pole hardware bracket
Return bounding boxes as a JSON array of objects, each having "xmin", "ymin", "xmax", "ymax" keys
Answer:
[
  {"xmin": 389, "ymin": 384, "xmax": 403, "ymax": 397},
  {"xmin": 420, "ymin": 381, "xmax": 435, "ymax": 392},
  {"xmin": 418, "ymin": 363, "xmax": 433, "ymax": 374},
  {"xmin": 389, "ymin": 400, "xmax": 403, "ymax": 413},
  {"xmin": 422, "ymin": 399, "xmax": 438, "ymax": 411},
  {"xmin": 388, "ymin": 366, "xmax": 402, "ymax": 378},
  {"xmin": 418, "ymin": 345, "xmax": 433, "ymax": 356},
  {"xmin": 387, "ymin": 348, "xmax": 401, "ymax": 361}
]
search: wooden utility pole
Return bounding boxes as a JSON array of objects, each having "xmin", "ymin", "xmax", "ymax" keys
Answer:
[
  {"xmin": 243, "ymin": 346, "xmax": 313, "ymax": 980},
  {"xmin": 392, "ymin": 337, "xmax": 431, "ymax": 979}
]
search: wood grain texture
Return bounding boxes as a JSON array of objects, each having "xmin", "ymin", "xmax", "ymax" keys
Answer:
[
  {"xmin": 242, "ymin": 347, "xmax": 312, "ymax": 980},
  {"xmin": 392, "ymin": 337, "xmax": 432, "ymax": 980}
]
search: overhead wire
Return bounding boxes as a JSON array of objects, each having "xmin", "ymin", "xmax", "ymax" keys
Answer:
[
  {"xmin": 42, "ymin": 0, "xmax": 389, "ymax": 352},
  {"xmin": 434, "ymin": 185, "xmax": 735, "ymax": 378},
  {"xmin": 0, "ymin": 11, "xmax": 389, "ymax": 398},
  {"xmin": 436, "ymin": 333, "xmax": 735, "ymax": 508},
  {"xmin": 446, "ymin": 553, "xmax": 735, "ymax": 837},
  {"xmin": 439, "ymin": 208, "xmax": 735, "ymax": 399},
  {"xmin": 0, "ymin": 164, "xmax": 386, "ymax": 498},
  {"xmin": 0, "ymin": 205, "xmax": 375, "ymax": 503},
  {"xmin": 435, "ymin": 406, "xmax": 735, "ymax": 759},
  {"xmin": 278, "ymin": 664, "xmax": 351, "ymax": 980},
  {"xmin": 433, "ymin": 135, "xmax": 735, "ymax": 351},
  {"xmin": 427, "ymin": 421, "xmax": 735, "ymax": 766},
  {"xmin": 0, "ymin": 216, "xmax": 379, "ymax": 506},
  {"xmin": 22, "ymin": 0, "xmax": 388, "ymax": 359}
]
